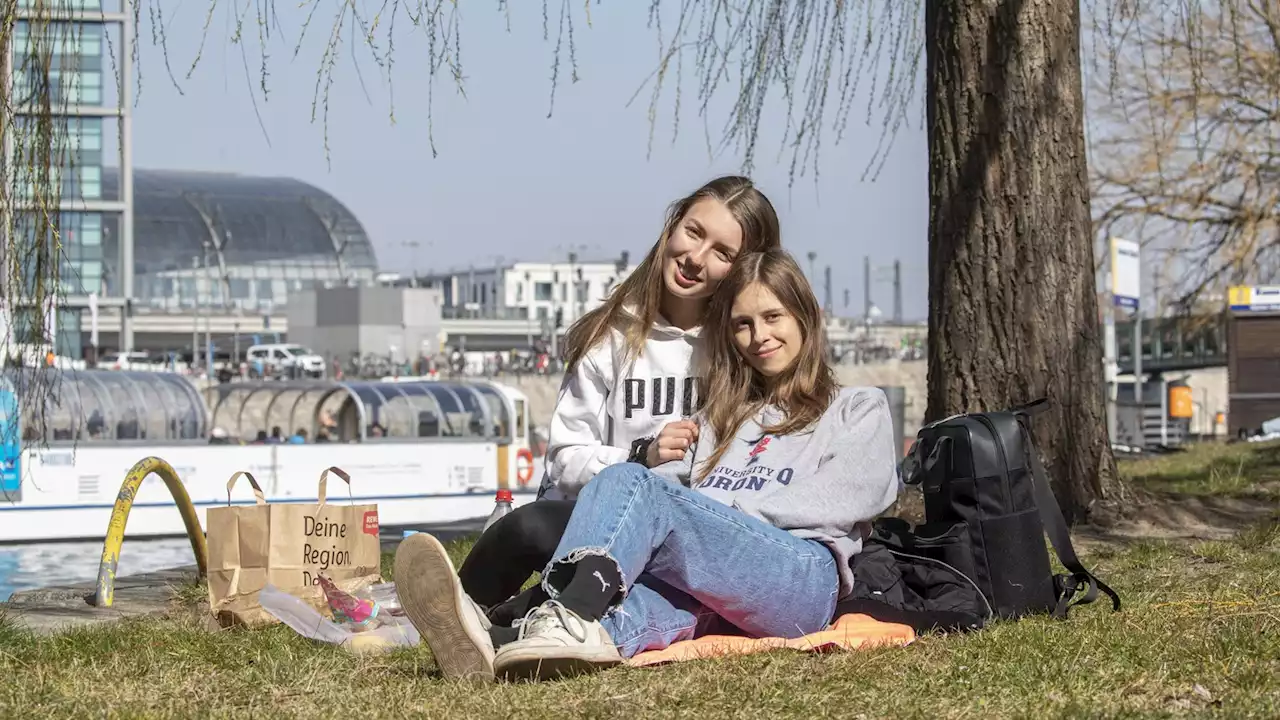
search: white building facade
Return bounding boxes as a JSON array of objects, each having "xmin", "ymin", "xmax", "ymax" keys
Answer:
[{"xmin": 425, "ymin": 253, "xmax": 637, "ymax": 331}]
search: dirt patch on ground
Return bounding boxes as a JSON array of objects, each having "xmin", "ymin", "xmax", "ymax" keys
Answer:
[
  {"xmin": 883, "ymin": 475, "xmax": 1278, "ymax": 548},
  {"xmin": 1076, "ymin": 486, "xmax": 1279, "ymax": 546}
]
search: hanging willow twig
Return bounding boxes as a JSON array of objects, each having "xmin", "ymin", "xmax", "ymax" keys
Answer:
[{"xmin": 0, "ymin": 0, "xmax": 1268, "ymax": 460}]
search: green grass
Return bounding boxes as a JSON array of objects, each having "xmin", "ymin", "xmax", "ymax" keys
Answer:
[
  {"xmin": 1, "ymin": 443, "xmax": 1278, "ymax": 718},
  {"xmin": 1120, "ymin": 439, "xmax": 1280, "ymax": 499}
]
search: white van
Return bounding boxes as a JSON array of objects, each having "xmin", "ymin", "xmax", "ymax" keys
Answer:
[{"xmin": 245, "ymin": 343, "xmax": 325, "ymax": 378}]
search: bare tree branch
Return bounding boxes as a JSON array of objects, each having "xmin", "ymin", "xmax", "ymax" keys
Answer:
[{"xmin": 1088, "ymin": 0, "xmax": 1280, "ymax": 311}]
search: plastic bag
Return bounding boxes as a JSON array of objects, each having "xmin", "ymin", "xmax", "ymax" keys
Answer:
[
  {"xmin": 317, "ymin": 574, "xmax": 383, "ymax": 630},
  {"xmin": 259, "ymin": 584, "xmax": 419, "ymax": 654},
  {"xmin": 365, "ymin": 582, "xmax": 403, "ymax": 616}
]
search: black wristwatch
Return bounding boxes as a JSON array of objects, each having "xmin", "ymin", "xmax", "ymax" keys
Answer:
[{"xmin": 628, "ymin": 435, "xmax": 655, "ymax": 466}]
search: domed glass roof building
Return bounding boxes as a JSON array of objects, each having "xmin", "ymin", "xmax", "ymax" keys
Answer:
[{"xmin": 103, "ymin": 168, "xmax": 379, "ymax": 314}]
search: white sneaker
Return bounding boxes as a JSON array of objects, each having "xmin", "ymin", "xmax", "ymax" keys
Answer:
[
  {"xmin": 394, "ymin": 533, "xmax": 495, "ymax": 683},
  {"xmin": 492, "ymin": 601, "xmax": 623, "ymax": 681}
]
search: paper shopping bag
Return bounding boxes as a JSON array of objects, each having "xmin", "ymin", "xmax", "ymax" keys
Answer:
[{"xmin": 206, "ymin": 467, "xmax": 383, "ymax": 628}]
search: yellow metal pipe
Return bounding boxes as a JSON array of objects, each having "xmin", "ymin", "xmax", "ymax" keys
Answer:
[{"xmin": 92, "ymin": 456, "xmax": 208, "ymax": 608}]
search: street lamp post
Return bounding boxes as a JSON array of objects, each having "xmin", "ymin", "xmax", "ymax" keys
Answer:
[
  {"xmin": 524, "ymin": 271, "xmax": 533, "ymax": 349},
  {"xmin": 863, "ymin": 256, "xmax": 903, "ymax": 325},
  {"xmin": 191, "ymin": 256, "xmax": 199, "ymax": 373},
  {"xmin": 204, "ymin": 246, "xmax": 214, "ymax": 380},
  {"xmin": 567, "ymin": 251, "xmax": 577, "ymax": 326}
]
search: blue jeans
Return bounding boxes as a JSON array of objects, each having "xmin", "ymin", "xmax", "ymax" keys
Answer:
[{"xmin": 541, "ymin": 463, "xmax": 839, "ymax": 658}]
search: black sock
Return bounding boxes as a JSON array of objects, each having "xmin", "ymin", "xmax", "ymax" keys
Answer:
[
  {"xmin": 485, "ymin": 585, "xmax": 550, "ymax": 627},
  {"xmin": 488, "ymin": 625, "xmax": 520, "ymax": 649},
  {"xmin": 554, "ymin": 555, "xmax": 623, "ymax": 622}
]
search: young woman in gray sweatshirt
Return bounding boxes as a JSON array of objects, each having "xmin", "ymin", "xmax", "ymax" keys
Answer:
[{"xmin": 396, "ymin": 249, "xmax": 901, "ymax": 683}]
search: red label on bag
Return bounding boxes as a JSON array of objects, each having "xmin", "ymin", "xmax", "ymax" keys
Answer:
[{"xmin": 363, "ymin": 511, "xmax": 380, "ymax": 536}]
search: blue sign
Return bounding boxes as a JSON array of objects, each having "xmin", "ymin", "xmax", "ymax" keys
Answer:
[{"xmin": 0, "ymin": 385, "xmax": 21, "ymax": 499}]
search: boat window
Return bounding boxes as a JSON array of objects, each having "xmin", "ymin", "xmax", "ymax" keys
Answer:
[
  {"xmin": 472, "ymin": 385, "xmax": 511, "ymax": 440},
  {"xmin": 370, "ymin": 383, "xmax": 417, "ymax": 438},
  {"xmin": 514, "ymin": 399, "xmax": 527, "ymax": 441},
  {"xmin": 349, "ymin": 385, "xmax": 392, "ymax": 439},
  {"xmin": 46, "ymin": 384, "xmax": 86, "ymax": 442},
  {"xmin": 394, "ymin": 384, "xmax": 445, "ymax": 438},
  {"xmin": 265, "ymin": 387, "xmax": 311, "ymax": 440},
  {"xmin": 1, "ymin": 369, "xmax": 208, "ymax": 444},
  {"xmin": 423, "ymin": 385, "xmax": 466, "ymax": 436},
  {"xmin": 440, "ymin": 383, "xmax": 490, "ymax": 438}
]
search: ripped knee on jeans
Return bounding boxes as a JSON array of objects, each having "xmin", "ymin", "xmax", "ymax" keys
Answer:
[{"xmin": 542, "ymin": 547, "xmax": 629, "ymax": 609}]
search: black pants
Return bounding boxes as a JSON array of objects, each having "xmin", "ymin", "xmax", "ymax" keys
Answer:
[{"xmin": 457, "ymin": 499, "xmax": 575, "ymax": 626}]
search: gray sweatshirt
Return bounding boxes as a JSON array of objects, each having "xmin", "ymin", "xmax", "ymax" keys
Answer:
[{"xmin": 653, "ymin": 386, "xmax": 901, "ymax": 597}]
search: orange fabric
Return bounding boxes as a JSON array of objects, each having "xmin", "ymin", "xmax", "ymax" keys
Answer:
[{"xmin": 625, "ymin": 613, "xmax": 915, "ymax": 668}]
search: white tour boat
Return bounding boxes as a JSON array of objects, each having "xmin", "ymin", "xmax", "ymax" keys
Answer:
[{"xmin": 0, "ymin": 370, "xmax": 540, "ymax": 544}]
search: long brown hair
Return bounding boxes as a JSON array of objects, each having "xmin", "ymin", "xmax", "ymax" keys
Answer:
[
  {"xmin": 697, "ymin": 249, "xmax": 837, "ymax": 478},
  {"xmin": 561, "ymin": 176, "xmax": 781, "ymax": 373}
]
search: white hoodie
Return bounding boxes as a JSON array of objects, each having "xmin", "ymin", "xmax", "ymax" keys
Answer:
[{"xmin": 537, "ymin": 316, "xmax": 703, "ymax": 501}]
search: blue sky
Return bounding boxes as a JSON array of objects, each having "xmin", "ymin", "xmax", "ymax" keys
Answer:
[{"xmin": 126, "ymin": 2, "xmax": 928, "ymax": 320}]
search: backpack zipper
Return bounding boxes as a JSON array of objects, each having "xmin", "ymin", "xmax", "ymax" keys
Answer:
[
  {"xmin": 912, "ymin": 525, "xmax": 965, "ymax": 544},
  {"xmin": 974, "ymin": 414, "xmax": 1013, "ymax": 511}
]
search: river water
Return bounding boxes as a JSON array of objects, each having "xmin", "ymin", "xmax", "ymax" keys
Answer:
[
  {"xmin": 0, "ymin": 456, "xmax": 541, "ymax": 601},
  {"xmin": 0, "ymin": 539, "xmax": 203, "ymax": 601}
]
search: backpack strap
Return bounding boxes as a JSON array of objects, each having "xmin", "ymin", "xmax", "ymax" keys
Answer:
[
  {"xmin": 1021, "ymin": 423, "xmax": 1122, "ymax": 618},
  {"xmin": 899, "ymin": 435, "xmax": 951, "ymax": 488}
]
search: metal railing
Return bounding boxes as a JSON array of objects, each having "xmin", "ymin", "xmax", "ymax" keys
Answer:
[
  {"xmin": 91, "ymin": 456, "xmax": 208, "ymax": 608},
  {"xmin": 1115, "ymin": 315, "xmax": 1228, "ymax": 373}
]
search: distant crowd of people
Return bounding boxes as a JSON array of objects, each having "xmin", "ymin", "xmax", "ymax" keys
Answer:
[
  {"xmin": 206, "ymin": 419, "xmax": 396, "ymax": 445},
  {"xmin": 208, "ymin": 425, "xmax": 331, "ymax": 445}
]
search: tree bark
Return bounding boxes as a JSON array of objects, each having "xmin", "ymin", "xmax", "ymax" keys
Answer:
[{"xmin": 924, "ymin": 0, "xmax": 1121, "ymax": 524}]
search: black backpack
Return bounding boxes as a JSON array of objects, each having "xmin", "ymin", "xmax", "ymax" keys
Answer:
[{"xmin": 843, "ymin": 399, "xmax": 1120, "ymax": 629}]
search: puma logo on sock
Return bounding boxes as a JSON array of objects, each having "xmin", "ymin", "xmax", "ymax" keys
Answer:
[{"xmin": 592, "ymin": 570, "xmax": 610, "ymax": 592}]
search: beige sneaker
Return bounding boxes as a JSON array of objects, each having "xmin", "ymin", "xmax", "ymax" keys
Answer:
[
  {"xmin": 394, "ymin": 533, "xmax": 495, "ymax": 683},
  {"xmin": 492, "ymin": 601, "xmax": 623, "ymax": 681}
]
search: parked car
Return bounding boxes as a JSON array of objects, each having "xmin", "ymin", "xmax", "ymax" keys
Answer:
[{"xmin": 245, "ymin": 343, "xmax": 325, "ymax": 379}]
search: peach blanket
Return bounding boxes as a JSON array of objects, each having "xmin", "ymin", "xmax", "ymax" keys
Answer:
[{"xmin": 626, "ymin": 613, "xmax": 915, "ymax": 668}]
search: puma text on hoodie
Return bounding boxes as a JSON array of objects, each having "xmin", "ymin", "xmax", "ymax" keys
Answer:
[{"xmin": 537, "ymin": 317, "xmax": 703, "ymax": 501}]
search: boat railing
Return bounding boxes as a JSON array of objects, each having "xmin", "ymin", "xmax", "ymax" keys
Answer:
[
  {"xmin": 202, "ymin": 378, "xmax": 518, "ymax": 446},
  {"xmin": 4, "ymin": 371, "xmax": 527, "ymax": 448}
]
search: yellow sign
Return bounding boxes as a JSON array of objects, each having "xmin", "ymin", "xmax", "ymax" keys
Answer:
[
  {"xmin": 1168, "ymin": 386, "xmax": 1194, "ymax": 419},
  {"xmin": 1230, "ymin": 285, "xmax": 1280, "ymax": 311},
  {"xmin": 1228, "ymin": 286, "xmax": 1252, "ymax": 307}
]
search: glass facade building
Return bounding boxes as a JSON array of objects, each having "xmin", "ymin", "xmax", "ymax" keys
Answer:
[
  {"xmin": 102, "ymin": 169, "xmax": 380, "ymax": 314},
  {"xmin": 9, "ymin": 0, "xmax": 112, "ymax": 356},
  {"xmin": 9, "ymin": 2, "xmax": 377, "ymax": 357}
]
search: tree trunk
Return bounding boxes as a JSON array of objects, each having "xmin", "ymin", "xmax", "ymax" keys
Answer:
[{"xmin": 924, "ymin": 0, "xmax": 1121, "ymax": 524}]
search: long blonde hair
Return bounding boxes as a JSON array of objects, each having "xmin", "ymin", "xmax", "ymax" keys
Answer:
[
  {"xmin": 561, "ymin": 176, "xmax": 781, "ymax": 373},
  {"xmin": 697, "ymin": 249, "xmax": 837, "ymax": 478}
]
